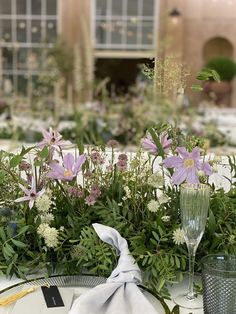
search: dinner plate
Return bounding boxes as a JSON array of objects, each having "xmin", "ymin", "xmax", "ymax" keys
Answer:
[{"xmin": 0, "ymin": 275, "xmax": 166, "ymax": 314}]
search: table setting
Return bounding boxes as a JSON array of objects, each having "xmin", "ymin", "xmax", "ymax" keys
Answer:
[{"xmin": 0, "ymin": 125, "xmax": 236, "ymax": 313}]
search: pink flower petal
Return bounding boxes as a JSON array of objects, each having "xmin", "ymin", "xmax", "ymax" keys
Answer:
[
  {"xmin": 74, "ymin": 154, "xmax": 86, "ymax": 173},
  {"xmin": 171, "ymin": 168, "xmax": 187, "ymax": 185},
  {"xmin": 201, "ymin": 162, "xmax": 212, "ymax": 175},
  {"xmin": 29, "ymin": 199, "xmax": 35, "ymax": 209},
  {"xmin": 186, "ymin": 167, "xmax": 199, "ymax": 184},
  {"xmin": 15, "ymin": 196, "xmax": 31, "ymax": 203},
  {"xmin": 63, "ymin": 153, "xmax": 74, "ymax": 170},
  {"xmin": 19, "ymin": 184, "xmax": 30, "ymax": 196},
  {"xmin": 190, "ymin": 147, "xmax": 200, "ymax": 160},
  {"xmin": 142, "ymin": 138, "xmax": 157, "ymax": 153},
  {"xmin": 176, "ymin": 147, "xmax": 189, "ymax": 158},
  {"xmin": 163, "ymin": 156, "xmax": 183, "ymax": 169}
]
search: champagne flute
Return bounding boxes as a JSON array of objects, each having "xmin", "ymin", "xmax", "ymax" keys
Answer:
[{"xmin": 174, "ymin": 183, "xmax": 210, "ymax": 309}]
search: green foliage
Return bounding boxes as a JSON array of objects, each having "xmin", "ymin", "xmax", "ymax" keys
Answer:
[
  {"xmin": 0, "ymin": 124, "xmax": 235, "ymax": 303},
  {"xmin": 206, "ymin": 57, "xmax": 236, "ymax": 81}
]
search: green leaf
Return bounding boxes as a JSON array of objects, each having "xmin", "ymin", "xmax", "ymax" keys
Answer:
[
  {"xmin": 208, "ymin": 210, "xmax": 216, "ymax": 235},
  {"xmin": 39, "ymin": 146, "xmax": 49, "ymax": 159},
  {"xmin": 0, "ymin": 227, "xmax": 6, "ymax": 242},
  {"xmin": 20, "ymin": 146, "xmax": 35, "ymax": 156},
  {"xmin": 152, "ymin": 231, "xmax": 160, "ymax": 241},
  {"xmin": 149, "ymin": 128, "xmax": 165, "ymax": 158},
  {"xmin": 10, "ymin": 155, "xmax": 23, "ymax": 168},
  {"xmin": 191, "ymin": 84, "xmax": 203, "ymax": 92},
  {"xmin": 11, "ymin": 239, "xmax": 27, "ymax": 248}
]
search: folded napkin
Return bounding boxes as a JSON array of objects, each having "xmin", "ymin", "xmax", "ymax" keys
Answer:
[{"xmin": 68, "ymin": 223, "xmax": 160, "ymax": 314}]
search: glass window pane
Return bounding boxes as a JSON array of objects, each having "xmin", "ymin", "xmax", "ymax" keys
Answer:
[
  {"xmin": 142, "ymin": 21, "xmax": 154, "ymax": 45},
  {"xmin": 143, "ymin": 0, "xmax": 154, "ymax": 16},
  {"xmin": 126, "ymin": 22, "xmax": 137, "ymax": 45},
  {"xmin": 111, "ymin": 21, "xmax": 123, "ymax": 44},
  {"xmin": 112, "ymin": 1, "xmax": 122, "ymax": 15},
  {"xmin": 47, "ymin": 0, "xmax": 57, "ymax": 15},
  {"xmin": 96, "ymin": 21, "xmax": 107, "ymax": 44},
  {"xmin": 3, "ymin": 75, "xmax": 14, "ymax": 95},
  {"xmin": 96, "ymin": 0, "xmax": 107, "ymax": 15},
  {"xmin": 2, "ymin": 47, "xmax": 13, "ymax": 70},
  {"xmin": 17, "ymin": 75, "xmax": 28, "ymax": 95},
  {"xmin": 0, "ymin": 0, "xmax": 11, "ymax": 14},
  {"xmin": 31, "ymin": 20, "xmax": 42, "ymax": 42},
  {"xmin": 31, "ymin": 0, "xmax": 41, "ymax": 15},
  {"xmin": 17, "ymin": 20, "xmax": 27, "ymax": 42},
  {"xmin": 46, "ymin": 20, "xmax": 57, "ymax": 42},
  {"xmin": 29, "ymin": 49, "xmax": 41, "ymax": 69},
  {"xmin": 17, "ymin": 0, "xmax": 27, "ymax": 14},
  {"xmin": 0, "ymin": 20, "xmax": 12, "ymax": 42},
  {"xmin": 17, "ymin": 48, "xmax": 28, "ymax": 69},
  {"xmin": 127, "ymin": 0, "xmax": 138, "ymax": 16}
]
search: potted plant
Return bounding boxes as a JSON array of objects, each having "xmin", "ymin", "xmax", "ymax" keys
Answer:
[{"xmin": 203, "ymin": 56, "xmax": 236, "ymax": 105}]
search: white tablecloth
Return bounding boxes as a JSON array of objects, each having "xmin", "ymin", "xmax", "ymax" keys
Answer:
[{"xmin": 0, "ymin": 276, "xmax": 203, "ymax": 314}]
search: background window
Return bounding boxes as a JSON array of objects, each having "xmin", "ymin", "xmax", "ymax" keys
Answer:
[
  {"xmin": 96, "ymin": 0, "xmax": 107, "ymax": 16},
  {"xmin": 95, "ymin": 0, "xmax": 155, "ymax": 50},
  {"xmin": 31, "ymin": 0, "xmax": 41, "ymax": 15},
  {"xmin": 17, "ymin": 48, "xmax": 28, "ymax": 70},
  {"xmin": 17, "ymin": 0, "xmax": 27, "ymax": 15},
  {"xmin": 0, "ymin": 20, "xmax": 12, "ymax": 42},
  {"xmin": 31, "ymin": 20, "xmax": 42, "ymax": 43},
  {"xmin": 47, "ymin": 0, "xmax": 57, "ymax": 15},
  {"xmin": 46, "ymin": 20, "xmax": 57, "ymax": 42},
  {"xmin": 2, "ymin": 48, "xmax": 13, "ymax": 70},
  {"xmin": 0, "ymin": 0, "xmax": 12, "ymax": 15},
  {"xmin": 143, "ymin": 0, "xmax": 154, "ymax": 16},
  {"xmin": 127, "ymin": 0, "xmax": 138, "ymax": 16},
  {"xmin": 112, "ymin": 1, "xmax": 123, "ymax": 16},
  {"xmin": 17, "ymin": 20, "xmax": 27, "ymax": 42}
]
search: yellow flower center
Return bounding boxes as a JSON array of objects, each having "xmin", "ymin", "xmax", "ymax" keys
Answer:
[
  {"xmin": 64, "ymin": 169, "xmax": 73, "ymax": 177},
  {"xmin": 184, "ymin": 158, "xmax": 195, "ymax": 168}
]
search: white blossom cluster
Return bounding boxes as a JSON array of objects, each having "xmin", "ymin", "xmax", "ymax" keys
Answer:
[
  {"xmin": 172, "ymin": 228, "xmax": 185, "ymax": 245},
  {"xmin": 36, "ymin": 191, "xmax": 60, "ymax": 249},
  {"xmin": 37, "ymin": 223, "xmax": 59, "ymax": 248}
]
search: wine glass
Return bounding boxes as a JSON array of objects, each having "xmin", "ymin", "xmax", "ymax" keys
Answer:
[{"xmin": 174, "ymin": 183, "xmax": 210, "ymax": 309}]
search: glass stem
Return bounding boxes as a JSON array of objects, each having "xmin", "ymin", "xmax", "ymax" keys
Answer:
[{"xmin": 187, "ymin": 244, "xmax": 197, "ymax": 300}]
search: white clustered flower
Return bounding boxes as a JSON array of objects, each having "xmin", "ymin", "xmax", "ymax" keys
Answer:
[
  {"xmin": 161, "ymin": 215, "xmax": 170, "ymax": 222},
  {"xmin": 213, "ymin": 155, "xmax": 222, "ymax": 163},
  {"xmin": 35, "ymin": 194, "xmax": 52, "ymax": 213},
  {"xmin": 197, "ymin": 170, "xmax": 205, "ymax": 177},
  {"xmin": 147, "ymin": 200, "xmax": 160, "ymax": 213},
  {"xmin": 60, "ymin": 226, "xmax": 65, "ymax": 232},
  {"xmin": 147, "ymin": 173, "xmax": 164, "ymax": 188},
  {"xmin": 40, "ymin": 213, "xmax": 54, "ymax": 224},
  {"xmin": 158, "ymin": 194, "xmax": 170, "ymax": 204},
  {"xmin": 229, "ymin": 235, "xmax": 235, "ymax": 244},
  {"xmin": 173, "ymin": 228, "xmax": 185, "ymax": 245},
  {"xmin": 212, "ymin": 164, "xmax": 218, "ymax": 173},
  {"xmin": 37, "ymin": 223, "xmax": 59, "ymax": 248},
  {"xmin": 37, "ymin": 223, "xmax": 49, "ymax": 237},
  {"xmin": 124, "ymin": 186, "xmax": 131, "ymax": 198}
]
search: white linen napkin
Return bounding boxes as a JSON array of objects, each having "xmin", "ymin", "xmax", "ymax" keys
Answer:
[{"xmin": 68, "ymin": 223, "xmax": 160, "ymax": 314}]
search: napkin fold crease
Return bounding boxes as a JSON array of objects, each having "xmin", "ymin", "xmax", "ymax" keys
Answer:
[{"xmin": 68, "ymin": 223, "xmax": 160, "ymax": 314}]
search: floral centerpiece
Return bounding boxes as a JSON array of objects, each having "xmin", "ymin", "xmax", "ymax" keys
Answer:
[{"xmin": 0, "ymin": 124, "xmax": 236, "ymax": 299}]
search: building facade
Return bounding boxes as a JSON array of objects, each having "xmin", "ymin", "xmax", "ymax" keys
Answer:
[{"xmin": 0, "ymin": 0, "xmax": 236, "ymax": 104}]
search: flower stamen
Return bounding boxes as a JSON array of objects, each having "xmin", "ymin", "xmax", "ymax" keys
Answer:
[
  {"xmin": 184, "ymin": 159, "xmax": 195, "ymax": 168},
  {"xmin": 63, "ymin": 170, "xmax": 73, "ymax": 177}
]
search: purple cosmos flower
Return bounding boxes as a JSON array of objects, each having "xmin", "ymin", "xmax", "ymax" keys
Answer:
[
  {"xmin": 15, "ymin": 177, "xmax": 45, "ymax": 209},
  {"xmin": 142, "ymin": 132, "xmax": 172, "ymax": 154},
  {"xmin": 47, "ymin": 153, "xmax": 86, "ymax": 181},
  {"xmin": 163, "ymin": 147, "xmax": 212, "ymax": 185},
  {"xmin": 38, "ymin": 127, "xmax": 71, "ymax": 149}
]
